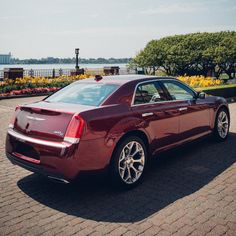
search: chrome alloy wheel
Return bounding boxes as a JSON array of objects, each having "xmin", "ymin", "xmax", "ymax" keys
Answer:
[
  {"xmin": 118, "ymin": 141, "xmax": 145, "ymax": 184},
  {"xmin": 217, "ymin": 111, "xmax": 229, "ymax": 139}
]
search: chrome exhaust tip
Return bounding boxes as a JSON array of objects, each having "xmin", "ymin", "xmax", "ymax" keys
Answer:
[{"xmin": 48, "ymin": 176, "xmax": 70, "ymax": 184}]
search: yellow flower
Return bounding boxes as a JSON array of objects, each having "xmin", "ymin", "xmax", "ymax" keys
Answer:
[{"xmin": 177, "ymin": 75, "xmax": 223, "ymax": 88}]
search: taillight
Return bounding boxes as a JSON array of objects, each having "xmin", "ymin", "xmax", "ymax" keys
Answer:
[
  {"xmin": 64, "ymin": 114, "xmax": 85, "ymax": 144},
  {"xmin": 9, "ymin": 106, "xmax": 20, "ymax": 129}
]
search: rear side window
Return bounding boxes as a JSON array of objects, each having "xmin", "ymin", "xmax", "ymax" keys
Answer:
[
  {"xmin": 46, "ymin": 82, "xmax": 119, "ymax": 106},
  {"xmin": 161, "ymin": 81, "xmax": 195, "ymax": 100},
  {"xmin": 134, "ymin": 81, "xmax": 168, "ymax": 105}
]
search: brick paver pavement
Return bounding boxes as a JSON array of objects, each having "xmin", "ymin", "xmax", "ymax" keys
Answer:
[{"xmin": 0, "ymin": 96, "xmax": 235, "ymax": 236}]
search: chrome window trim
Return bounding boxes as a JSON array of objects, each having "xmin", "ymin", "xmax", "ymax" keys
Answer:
[{"xmin": 131, "ymin": 78, "xmax": 197, "ymax": 107}]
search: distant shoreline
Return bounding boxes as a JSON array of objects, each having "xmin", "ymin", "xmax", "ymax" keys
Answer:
[
  {"xmin": 0, "ymin": 62, "xmax": 127, "ymax": 65},
  {"xmin": 9, "ymin": 57, "xmax": 132, "ymax": 65}
]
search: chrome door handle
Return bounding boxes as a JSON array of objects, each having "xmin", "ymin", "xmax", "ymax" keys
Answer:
[
  {"xmin": 142, "ymin": 112, "xmax": 154, "ymax": 117},
  {"xmin": 179, "ymin": 107, "xmax": 188, "ymax": 111}
]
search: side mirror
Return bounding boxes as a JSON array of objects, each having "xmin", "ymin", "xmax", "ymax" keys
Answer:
[{"xmin": 197, "ymin": 92, "xmax": 206, "ymax": 99}]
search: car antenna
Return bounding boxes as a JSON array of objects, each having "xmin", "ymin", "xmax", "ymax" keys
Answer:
[{"xmin": 94, "ymin": 75, "xmax": 103, "ymax": 82}]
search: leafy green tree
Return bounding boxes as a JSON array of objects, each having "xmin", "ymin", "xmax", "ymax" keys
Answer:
[
  {"xmin": 213, "ymin": 32, "xmax": 236, "ymax": 79},
  {"xmin": 130, "ymin": 31, "xmax": 236, "ymax": 79}
]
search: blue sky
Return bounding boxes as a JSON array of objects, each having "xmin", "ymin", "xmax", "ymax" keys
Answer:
[{"xmin": 0, "ymin": 0, "xmax": 235, "ymax": 59}]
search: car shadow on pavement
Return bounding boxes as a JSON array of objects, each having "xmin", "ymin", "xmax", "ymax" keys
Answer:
[{"xmin": 17, "ymin": 133, "xmax": 236, "ymax": 223}]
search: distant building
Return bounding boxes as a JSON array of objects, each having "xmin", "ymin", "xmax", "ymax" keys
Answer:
[{"xmin": 0, "ymin": 53, "xmax": 11, "ymax": 64}]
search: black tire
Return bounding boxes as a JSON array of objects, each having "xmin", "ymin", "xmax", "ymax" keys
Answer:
[
  {"xmin": 109, "ymin": 136, "xmax": 148, "ymax": 189},
  {"xmin": 213, "ymin": 107, "xmax": 230, "ymax": 142}
]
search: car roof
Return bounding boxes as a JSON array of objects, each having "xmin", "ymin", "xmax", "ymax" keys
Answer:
[{"xmin": 77, "ymin": 75, "xmax": 177, "ymax": 85}]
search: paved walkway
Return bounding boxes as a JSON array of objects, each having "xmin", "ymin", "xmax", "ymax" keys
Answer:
[{"xmin": 0, "ymin": 97, "xmax": 235, "ymax": 236}]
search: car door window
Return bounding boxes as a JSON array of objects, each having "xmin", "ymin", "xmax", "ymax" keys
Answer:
[
  {"xmin": 162, "ymin": 81, "xmax": 195, "ymax": 101},
  {"xmin": 134, "ymin": 82, "xmax": 167, "ymax": 105}
]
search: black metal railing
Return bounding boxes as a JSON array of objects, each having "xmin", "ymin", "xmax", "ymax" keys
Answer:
[
  {"xmin": 0, "ymin": 67, "xmax": 136, "ymax": 80},
  {"xmin": 23, "ymin": 69, "xmax": 74, "ymax": 78}
]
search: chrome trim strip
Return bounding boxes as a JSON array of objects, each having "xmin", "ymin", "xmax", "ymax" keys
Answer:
[
  {"xmin": 8, "ymin": 128, "xmax": 71, "ymax": 149},
  {"xmin": 131, "ymin": 78, "xmax": 197, "ymax": 107},
  {"xmin": 48, "ymin": 176, "xmax": 70, "ymax": 184},
  {"xmin": 142, "ymin": 112, "xmax": 154, "ymax": 117},
  {"xmin": 131, "ymin": 98, "xmax": 189, "ymax": 107},
  {"xmin": 179, "ymin": 107, "xmax": 188, "ymax": 111}
]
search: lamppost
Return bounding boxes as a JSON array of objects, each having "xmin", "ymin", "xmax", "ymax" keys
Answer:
[{"xmin": 75, "ymin": 48, "xmax": 80, "ymax": 73}]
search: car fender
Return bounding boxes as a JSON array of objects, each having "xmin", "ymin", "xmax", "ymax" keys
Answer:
[{"xmin": 211, "ymin": 97, "xmax": 230, "ymax": 128}]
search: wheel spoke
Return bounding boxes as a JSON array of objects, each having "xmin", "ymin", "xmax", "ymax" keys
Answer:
[
  {"xmin": 133, "ymin": 156, "xmax": 144, "ymax": 164},
  {"xmin": 124, "ymin": 166, "xmax": 132, "ymax": 182},
  {"xmin": 130, "ymin": 165, "xmax": 141, "ymax": 180},
  {"xmin": 131, "ymin": 145, "xmax": 142, "ymax": 158},
  {"xmin": 119, "ymin": 165, "xmax": 126, "ymax": 179},
  {"xmin": 221, "ymin": 112, "xmax": 226, "ymax": 121},
  {"xmin": 218, "ymin": 113, "xmax": 222, "ymax": 122},
  {"xmin": 222, "ymin": 125, "xmax": 228, "ymax": 135},
  {"xmin": 128, "ymin": 142, "xmax": 135, "ymax": 156},
  {"xmin": 119, "ymin": 149, "xmax": 126, "ymax": 163}
]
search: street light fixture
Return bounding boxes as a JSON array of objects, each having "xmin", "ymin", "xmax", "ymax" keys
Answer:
[{"xmin": 75, "ymin": 48, "xmax": 80, "ymax": 72}]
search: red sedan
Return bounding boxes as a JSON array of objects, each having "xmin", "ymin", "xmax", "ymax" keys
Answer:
[{"xmin": 6, "ymin": 75, "xmax": 230, "ymax": 187}]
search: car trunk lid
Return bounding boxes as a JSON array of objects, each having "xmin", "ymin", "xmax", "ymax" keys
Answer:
[{"xmin": 13, "ymin": 101, "xmax": 93, "ymax": 142}]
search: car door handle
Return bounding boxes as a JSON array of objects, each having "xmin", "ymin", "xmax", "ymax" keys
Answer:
[
  {"xmin": 179, "ymin": 107, "xmax": 188, "ymax": 111},
  {"xmin": 142, "ymin": 112, "xmax": 154, "ymax": 117}
]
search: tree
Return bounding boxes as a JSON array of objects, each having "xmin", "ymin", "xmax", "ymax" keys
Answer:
[
  {"xmin": 130, "ymin": 31, "xmax": 236, "ymax": 79},
  {"xmin": 213, "ymin": 32, "xmax": 236, "ymax": 79}
]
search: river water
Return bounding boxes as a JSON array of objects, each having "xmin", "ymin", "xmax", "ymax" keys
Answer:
[{"xmin": 0, "ymin": 63, "xmax": 127, "ymax": 70}]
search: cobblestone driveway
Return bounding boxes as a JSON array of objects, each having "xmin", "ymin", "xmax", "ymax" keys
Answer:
[{"xmin": 0, "ymin": 97, "xmax": 236, "ymax": 236}]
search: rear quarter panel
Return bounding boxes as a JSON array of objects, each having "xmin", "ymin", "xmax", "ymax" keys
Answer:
[{"xmin": 76, "ymin": 104, "xmax": 149, "ymax": 170}]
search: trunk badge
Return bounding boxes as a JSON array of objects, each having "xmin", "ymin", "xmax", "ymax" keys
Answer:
[{"xmin": 53, "ymin": 131, "xmax": 64, "ymax": 136}]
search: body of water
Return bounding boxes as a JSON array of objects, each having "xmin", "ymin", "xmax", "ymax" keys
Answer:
[{"xmin": 0, "ymin": 63, "xmax": 127, "ymax": 70}]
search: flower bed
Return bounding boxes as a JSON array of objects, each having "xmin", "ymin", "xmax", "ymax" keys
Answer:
[
  {"xmin": 0, "ymin": 87, "xmax": 60, "ymax": 97},
  {"xmin": 177, "ymin": 75, "xmax": 223, "ymax": 88},
  {"xmin": 0, "ymin": 74, "xmax": 90, "ymax": 98},
  {"xmin": 0, "ymin": 75, "xmax": 228, "ymax": 98}
]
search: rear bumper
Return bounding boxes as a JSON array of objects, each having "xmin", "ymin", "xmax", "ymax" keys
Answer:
[
  {"xmin": 5, "ymin": 128, "xmax": 114, "ymax": 180},
  {"xmin": 6, "ymin": 152, "xmax": 69, "ymax": 183},
  {"xmin": 5, "ymin": 128, "xmax": 80, "ymax": 180}
]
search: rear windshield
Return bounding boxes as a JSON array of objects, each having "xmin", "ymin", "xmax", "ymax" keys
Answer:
[{"xmin": 45, "ymin": 82, "xmax": 119, "ymax": 106}]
